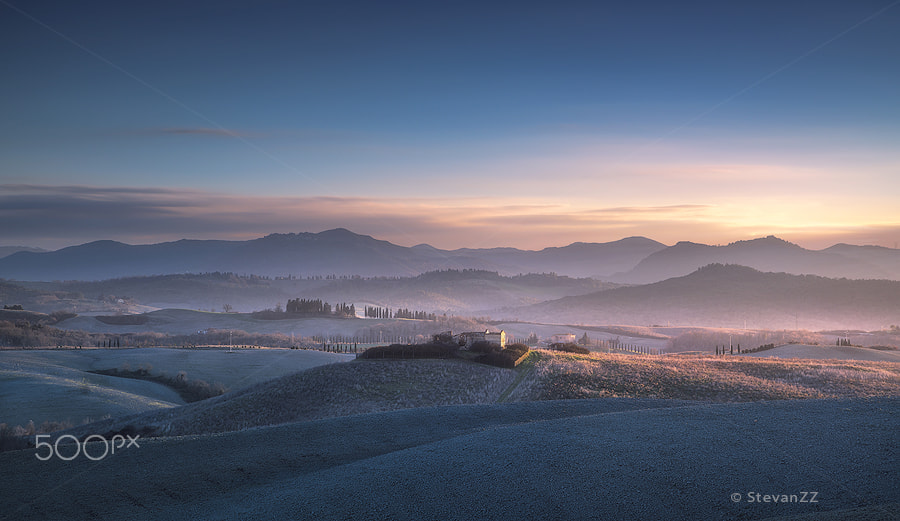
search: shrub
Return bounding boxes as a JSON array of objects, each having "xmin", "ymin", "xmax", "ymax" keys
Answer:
[
  {"xmin": 0, "ymin": 423, "xmax": 32, "ymax": 452},
  {"xmin": 91, "ymin": 368, "xmax": 226, "ymax": 402},
  {"xmin": 95, "ymin": 314, "xmax": 148, "ymax": 325},
  {"xmin": 469, "ymin": 340, "xmax": 500, "ymax": 353},
  {"xmin": 550, "ymin": 342, "xmax": 590, "ymax": 354},
  {"xmin": 358, "ymin": 343, "xmax": 459, "ymax": 360},
  {"xmin": 478, "ymin": 343, "xmax": 530, "ymax": 368}
]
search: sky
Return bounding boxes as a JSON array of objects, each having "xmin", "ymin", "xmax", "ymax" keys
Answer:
[{"xmin": 2, "ymin": 0, "xmax": 899, "ymax": 251}]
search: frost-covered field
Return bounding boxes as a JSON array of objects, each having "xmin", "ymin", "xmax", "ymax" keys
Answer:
[
  {"xmin": 2, "ymin": 397, "xmax": 898, "ymax": 521},
  {"xmin": 520, "ymin": 350, "xmax": 900, "ymax": 402},
  {"xmin": 0, "ymin": 348, "xmax": 352, "ymax": 426},
  {"xmin": 740, "ymin": 343, "xmax": 900, "ymax": 362}
]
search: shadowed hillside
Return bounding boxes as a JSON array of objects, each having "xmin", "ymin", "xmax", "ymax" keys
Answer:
[
  {"xmin": 615, "ymin": 236, "xmax": 900, "ymax": 283},
  {"xmin": 25, "ymin": 349, "xmax": 900, "ymax": 443},
  {"xmin": 5, "ymin": 270, "xmax": 611, "ymax": 315},
  {"xmin": 0, "ymin": 229, "xmax": 664, "ymax": 281},
  {"xmin": 511, "ymin": 264, "xmax": 900, "ymax": 330},
  {"xmin": 1, "ymin": 397, "xmax": 897, "ymax": 521}
]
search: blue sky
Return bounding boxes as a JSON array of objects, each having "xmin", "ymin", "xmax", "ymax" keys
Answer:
[{"xmin": 2, "ymin": 0, "xmax": 898, "ymax": 250}]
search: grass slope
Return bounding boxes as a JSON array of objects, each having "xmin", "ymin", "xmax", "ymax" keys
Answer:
[
  {"xmin": 0, "ymin": 348, "xmax": 353, "ymax": 426},
  {"xmin": 26, "ymin": 349, "xmax": 900, "ymax": 443},
  {"xmin": 741, "ymin": 344, "xmax": 900, "ymax": 362},
  {"xmin": 73, "ymin": 358, "xmax": 518, "ymax": 437},
  {"xmin": 0, "ymin": 367, "xmax": 182, "ymax": 428},
  {"xmin": 514, "ymin": 264, "xmax": 900, "ymax": 330},
  {"xmin": 55, "ymin": 308, "xmax": 411, "ymax": 337},
  {"xmin": 1, "ymin": 397, "xmax": 897, "ymax": 520},
  {"xmin": 527, "ymin": 351, "xmax": 900, "ymax": 401}
]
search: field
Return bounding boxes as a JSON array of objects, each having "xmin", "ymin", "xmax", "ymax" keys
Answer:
[
  {"xmin": 4, "ymin": 348, "xmax": 895, "ymax": 441},
  {"xmin": 740, "ymin": 343, "xmax": 900, "ymax": 362},
  {"xmin": 0, "ymin": 348, "xmax": 353, "ymax": 427},
  {"xmin": 2, "ymin": 397, "xmax": 897, "ymax": 520},
  {"xmin": 2, "ymin": 346, "xmax": 899, "ymax": 520},
  {"xmin": 524, "ymin": 351, "xmax": 900, "ymax": 402},
  {"xmin": 55, "ymin": 308, "xmax": 381, "ymax": 336}
]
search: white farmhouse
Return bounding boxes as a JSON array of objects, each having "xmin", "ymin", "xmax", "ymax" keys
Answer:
[
  {"xmin": 453, "ymin": 330, "xmax": 507, "ymax": 349},
  {"xmin": 550, "ymin": 333, "xmax": 577, "ymax": 344}
]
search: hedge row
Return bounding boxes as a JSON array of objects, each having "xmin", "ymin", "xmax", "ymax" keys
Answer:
[
  {"xmin": 550, "ymin": 342, "xmax": 591, "ymax": 354},
  {"xmin": 91, "ymin": 368, "xmax": 226, "ymax": 402},
  {"xmin": 357, "ymin": 343, "xmax": 459, "ymax": 360},
  {"xmin": 478, "ymin": 343, "xmax": 530, "ymax": 368}
]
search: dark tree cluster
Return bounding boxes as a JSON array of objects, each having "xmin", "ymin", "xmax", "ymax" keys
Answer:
[
  {"xmin": 393, "ymin": 308, "xmax": 437, "ymax": 321},
  {"xmin": 364, "ymin": 306, "xmax": 392, "ymax": 319},
  {"xmin": 549, "ymin": 342, "xmax": 590, "ymax": 354},
  {"xmin": 357, "ymin": 343, "xmax": 458, "ymax": 360},
  {"xmin": 334, "ymin": 302, "xmax": 356, "ymax": 317},
  {"xmin": 477, "ymin": 343, "xmax": 531, "ymax": 368},
  {"xmin": 285, "ymin": 298, "xmax": 332, "ymax": 315},
  {"xmin": 284, "ymin": 298, "xmax": 355, "ymax": 317}
]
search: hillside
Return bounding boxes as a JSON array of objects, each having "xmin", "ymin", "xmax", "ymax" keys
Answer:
[
  {"xmin": 616, "ymin": 236, "xmax": 900, "ymax": 283},
  {"xmin": 739, "ymin": 343, "xmax": 900, "ymax": 362},
  {"xmin": 2, "ymin": 397, "xmax": 897, "ymax": 521},
  {"xmin": 0, "ymin": 229, "xmax": 664, "ymax": 281},
  {"xmin": 3, "ymin": 348, "xmax": 899, "ymax": 520},
  {"xmin": 24, "ymin": 349, "xmax": 899, "ymax": 442},
  {"xmin": 3, "ymin": 231, "xmax": 895, "ymax": 284},
  {"xmin": 0, "ymin": 246, "xmax": 46, "ymax": 259},
  {"xmin": 5, "ymin": 270, "xmax": 610, "ymax": 315},
  {"xmin": 0, "ymin": 348, "xmax": 353, "ymax": 426},
  {"xmin": 510, "ymin": 264, "xmax": 900, "ymax": 330}
]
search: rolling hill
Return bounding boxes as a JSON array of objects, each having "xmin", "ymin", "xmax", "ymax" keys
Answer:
[
  {"xmin": 6, "ymin": 270, "xmax": 611, "ymax": 315},
  {"xmin": 0, "ymin": 229, "xmax": 665, "ymax": 281},
  {"xmin": 3, "ymin": 230, "xmax": 896, "ymax": 284},
  {"xmin": 510, "ymin": 263, "xmax": 900, "ymax": 330},
  {"xmin": 615, "ymin": 235, "xmax": 900, "ymax": 283},
  {"xmin": 3, "ymin": 397, "xmax": 898, "ymax": 521},
  {"xmin": 0, "ymin": 246, "xmax": 46, "ymax": 259}
]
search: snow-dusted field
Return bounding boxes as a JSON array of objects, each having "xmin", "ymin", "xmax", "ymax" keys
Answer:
[
  {"xmin": 2, "ymin": 397, "xmax": 897, "ymax": 520},
  {"xmin": 740, "ymin": 344, "xmax": 900, "ymax": 362},
  {"xmin": 54, "ymin": 308, "xmax": 391, "ymax": 336},
  {"xmin": 0, "ymin": 348, "xmax": 353, "ymax": 426}
]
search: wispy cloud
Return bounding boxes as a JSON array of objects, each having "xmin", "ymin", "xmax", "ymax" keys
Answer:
[
  {"xmin": 157, "ymin": 127, "xmax": 247, "ymax": 138},
  {"xmin": 1, "ymin": 185, "xmax": 897, "ymax": 251},
  {"xmin": 115, "ymin": 127, "xmax": 255, "ymax": 139}
]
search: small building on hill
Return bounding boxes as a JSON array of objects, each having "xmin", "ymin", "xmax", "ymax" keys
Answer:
[
  {"xmin": 452, "ymin": 330, "xmax": 507, "ymax": 349},
  {"xmin": 550, "ymin": 333, "xmax": 577, "ymax": 345}
]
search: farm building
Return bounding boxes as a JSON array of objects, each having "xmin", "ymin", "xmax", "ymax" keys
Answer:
[
  {"xmin": 550, "ymin": 333, "xmax": 577, "ymax": 344},
  {"xmin": 453, "ymin": 330, "xmax": 507, "ymax": 349}
]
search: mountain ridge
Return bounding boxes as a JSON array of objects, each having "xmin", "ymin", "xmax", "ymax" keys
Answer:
[
  {"xmin": 510, "ymin": 263, "xmax": 900, "ymax": 330},
  {"xmin": 613, "ymin": 235, "xmax": 899, "ymax": 283},
  {"xmin": 0, "ymin": 230, "xmax": 896, "ymax": 282},
  {"xmin": 0, "ymin": 229, "xmax": 666, "ymax": 281}
]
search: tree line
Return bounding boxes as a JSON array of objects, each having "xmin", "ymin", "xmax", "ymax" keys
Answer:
[
  {"xmin": 393, "ymin": 308, "xmax": 437, "ymax": 320},
  {"xmin": 363, "ymin": 306, "xmax": 436, "ymax": 320},
  {"xmin": 364, "ymin": 306, "xmax": 392, "ymax": 319},
  {"xmin": 285, "ymin": 298, "xmax": 355, "ymax": 317}
]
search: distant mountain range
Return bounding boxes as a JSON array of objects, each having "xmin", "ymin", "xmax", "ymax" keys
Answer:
[
  {"xmin": 0, "ymin": 246, "xmax": 47, "ymax": 259},
  {"xmin": 0, "ymin": 229, "xmax": 664, "ymax": 281},
  {"xmin": 614, "ymin": 236, "xmax": 900, "ymax": 283},
  {"xmin": 508, "ymin": 264, "xmax": 900, "ymax": 331},
  {"xmin": 4, "ymin": 270, "xmax": 612, "ymax": 315},
  {"xmin": 0, "ymin": 229, "xmax": 897, "ymax": 282},
  {"xmin": 4, "ymin": 262, "xmax": 899, "ymax": 331}
]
